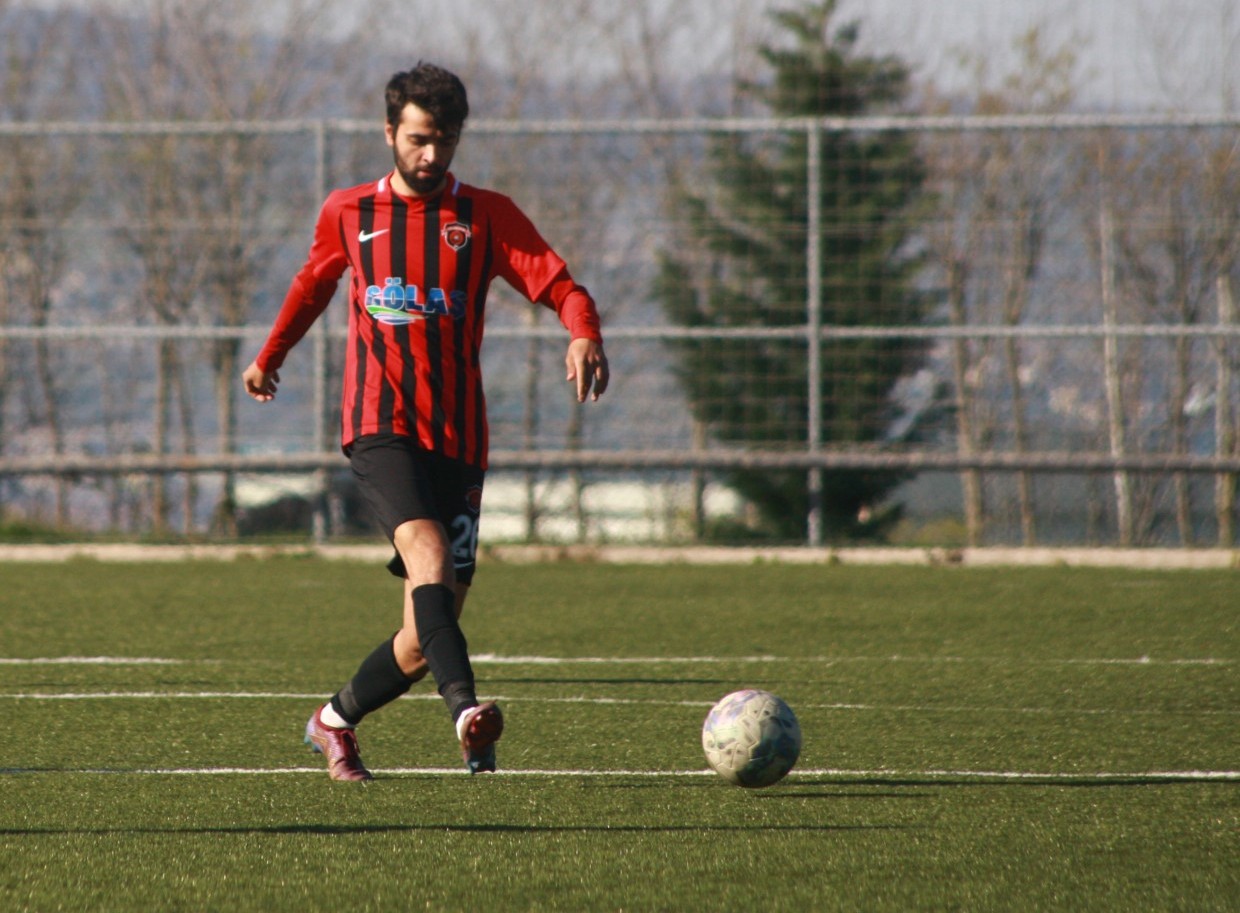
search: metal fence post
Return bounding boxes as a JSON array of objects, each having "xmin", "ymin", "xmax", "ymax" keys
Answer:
[
  {"xmin": 310, "ymin": 120, "xmax": 330, "ymax": 543},
  {"xmin": 1217, "ymin": 275, "xmax": 1236, "ymax": 546},
  {"xmin": 806, "ymin": 120, "xmax": 824, "ymax": 546}
]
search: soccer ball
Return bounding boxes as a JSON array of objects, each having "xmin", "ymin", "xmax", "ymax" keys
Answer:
[{"xmin": 702, "ymin": 689, "xmax": 802, "ymax": 788}]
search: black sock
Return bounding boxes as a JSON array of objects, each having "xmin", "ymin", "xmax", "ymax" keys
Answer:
[
  {"xmin": 412, "ymin": 583, "xmax": 477, "ymax": 720},
  {"xmin": 331, "ymin": 633, "xmax": 416, "ymax": 726}
]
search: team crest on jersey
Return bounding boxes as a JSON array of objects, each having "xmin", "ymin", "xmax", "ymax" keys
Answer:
[
  {"xmin": 441, "ymin": 221, "xmax": 471, "ymax": 251},
  {"xmin": 464, "ymin": 485, "xmax": 483, "ymax": 514}
]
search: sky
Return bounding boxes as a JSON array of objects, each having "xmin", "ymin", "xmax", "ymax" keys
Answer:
[
  {"xmin": 27, "ymin": 0, "xmax": 1240, "ymax": 113},
  {"xmin": 837, "ymin": 0, "xmax": 1237, "ymax": 112}
]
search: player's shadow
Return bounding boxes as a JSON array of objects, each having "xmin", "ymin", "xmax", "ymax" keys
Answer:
[
  {"xmin": 589, "ymin": 779, "xmax": 931, "ymax": 801},
  {"xmin": 819, "ymin": 775, "xmax": 1218, "ymax": 789},
  {"xmin": 0, "ymin": 821, "xmax": 918, "ymax": 837},
  {"xmin": 483, "ymin": 676, "xmax": 733, "ymax": 686}
]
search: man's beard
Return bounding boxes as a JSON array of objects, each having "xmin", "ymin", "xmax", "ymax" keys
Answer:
[{"xmin": 396, "ymin": 163, "xmax": 446, "ymax": 196}]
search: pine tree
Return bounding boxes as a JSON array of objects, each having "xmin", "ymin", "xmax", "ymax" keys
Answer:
[{"xmin": 655, "ymin": 0, "xmax": 930, "ymax": 541}]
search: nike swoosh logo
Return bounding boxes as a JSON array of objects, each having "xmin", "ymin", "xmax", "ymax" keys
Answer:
[{"xmin": 358, "ymin": 228, "xmax": 390, "ymax": 243}]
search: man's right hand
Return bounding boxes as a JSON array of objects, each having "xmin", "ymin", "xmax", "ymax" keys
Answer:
[{"xmin": 242, "ymin": 361, "xmax": 280, "ymax": 402}]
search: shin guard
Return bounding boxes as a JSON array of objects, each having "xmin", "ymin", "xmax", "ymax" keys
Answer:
[
  {"xmin": 331, "ymin": 633, "xmax": 416, "ymax": 726},
  {"xmin": 413, "ymin": 583, "xmax": 477, "ymax": 719}
]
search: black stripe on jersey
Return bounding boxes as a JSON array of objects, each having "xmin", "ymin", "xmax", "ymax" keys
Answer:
[
  {"xmin": 451, "ymin": 196, "xmax": 474, "ymax": 456},
  {"xmin": 388, "ymin": 192, "xmax": 411, "ymax": 438},
  {"xmin": 354, "ymin": 195, "xmax": 379, "ymax": 437},
  {"xmin": 472, "ymin": 219, "xmax": 493, "ymax": 460},
  {"xmin": 422, "ymin": 199, "xmax": 448, "ymax": 453}
]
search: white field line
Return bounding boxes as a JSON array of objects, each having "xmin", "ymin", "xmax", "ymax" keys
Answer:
[
  {"xmin": 0, "ymin": 653, "xmax": 1231, "ymax": 667},
  {"xmin": 0, "ymin": 657, "xmax": 188, "ymax": 665},
  {"xmin": 2, "ymin": 653, "xmax": 1233, "ymax": 715},
  {"xmin": 2, "ymin": 690, "xmax": 1236, "ymax": 717},
  {"xmin": 473, "ymin": 653, "xmax": 783, "ymax": 664},
  {"xmin": 1, "ymin": 765, "xmax": 1236, "ymax": 782},
  {"xmin": 479, "ymin": 653, "xmax": 1233, "ymax": 667}
]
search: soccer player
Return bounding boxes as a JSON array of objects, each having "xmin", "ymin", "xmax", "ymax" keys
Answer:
[{"xmin": 242, "ymin": 62, "xmax": 609, "ymax": 781}]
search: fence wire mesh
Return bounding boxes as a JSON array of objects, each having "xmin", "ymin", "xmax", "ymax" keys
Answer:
[{"xmin": 1, "ymin": 115, "xmax": 1238, "ymax": 547}]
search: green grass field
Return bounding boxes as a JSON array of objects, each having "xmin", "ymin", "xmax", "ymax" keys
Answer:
[{"xmin": 1, "ymin": 558, "xmax": 1236, "ymax": 911}]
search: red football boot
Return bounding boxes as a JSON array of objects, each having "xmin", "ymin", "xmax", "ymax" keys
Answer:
[
  {"xmin": 304, "ymin": 705, "xmax": 374, "ymax": 782},
  {"xmin": 458, "ymin": 702, "xmax": 503, "ymax": 774}
]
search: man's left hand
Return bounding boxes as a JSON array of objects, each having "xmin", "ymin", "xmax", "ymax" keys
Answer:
[{"xmin": 566, "ymin": 338, "xmax": 609, "ymax": 403}]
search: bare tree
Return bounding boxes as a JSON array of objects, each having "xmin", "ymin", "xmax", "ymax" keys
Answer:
[
  {"xmin": 1128, "ymin": 0, "xmax": 1240, "ymax": 544},
  {"xmin": 1140, "ymin": 0, "xmax": 1240, "ymax": 114},
  {"xmin": 0, "ymin": 6, "xmax": 81, "ymax": 527},
  {"xmin": 1103, "ymin": 131, "xmax": 1240, "ymax": 545},
  {"xmin": 89, "ymin": 0, "xmax": 347, "ymax": 534},
  {"xmin": 923, "ymin": 27, "xmax": 1080, "ymax": 545}
]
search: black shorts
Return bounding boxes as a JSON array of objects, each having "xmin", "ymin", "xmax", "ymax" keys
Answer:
[{"xmin": 347, "ymin": 433, "xmax": 485, "ymax": 585}]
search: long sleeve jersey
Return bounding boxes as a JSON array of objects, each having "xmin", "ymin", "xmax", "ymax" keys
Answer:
[{"xmin": 255, "ymin": 172, "xmax": 603, "ymax": 468}]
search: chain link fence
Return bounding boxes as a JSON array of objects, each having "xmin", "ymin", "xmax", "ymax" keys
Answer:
[{"xmin": 1, "ymin": 114, "xmax": 1238, "ymax": 547}]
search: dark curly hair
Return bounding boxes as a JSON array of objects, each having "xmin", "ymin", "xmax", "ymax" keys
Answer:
[{"xmin": 385, "ymin": 63, "xmax": 469, "ymax": 131}]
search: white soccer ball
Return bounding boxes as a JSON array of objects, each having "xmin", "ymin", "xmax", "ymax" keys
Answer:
[{"xmin": 702, "ymin": 689, "xmax": 802, "ymax": 788}]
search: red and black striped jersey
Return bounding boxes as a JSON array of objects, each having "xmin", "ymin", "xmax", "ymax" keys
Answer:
[{"xmin": 255, "ymin": 171, "xmax": 603, "ymax": 468}]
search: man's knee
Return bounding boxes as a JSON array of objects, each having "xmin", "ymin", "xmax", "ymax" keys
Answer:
[
  {"xmin": 393, "ymin": 518, "xmax": 446, "ymax": 553},
  {"xmin": 392, "ymin": 519, "xmax": 452, "ymax": 581}
]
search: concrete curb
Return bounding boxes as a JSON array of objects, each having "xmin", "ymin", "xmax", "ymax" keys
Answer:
[{"xmin": 0, "ymin": 542, "xmax": 1235, "ymax": 569}]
